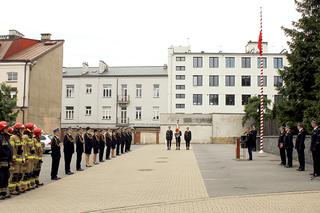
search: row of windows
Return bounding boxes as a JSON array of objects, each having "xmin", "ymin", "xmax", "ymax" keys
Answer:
[
  {"xmin": 175, "ymin": 75, "xmax": 283, "ymax": 87},
  {"xmin": 66, "ymin": 84, "xmax": 160, "ymax": 98},
  {"xmin": 65, "ymin": 106, "xmax": 160, "ymax": 121},
  {"xmin": 175, "ymin": 57, "xmax": 283, "ymax": 69},
  {"xmin": 175, "ymin": 94, "xmax": 282, "ymax": 108}
]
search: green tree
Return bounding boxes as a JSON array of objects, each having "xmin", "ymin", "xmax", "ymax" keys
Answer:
[
  {"xmin": 242, "ymin": 96, "xmax": 271, "ymax": 127},
  {"xmin": 0, "ymin": 82, "xmax": 18, "ymax": 124},
  {"xmin": 275, "ymin": 0, "xmax": 320, "ymax": 130}
]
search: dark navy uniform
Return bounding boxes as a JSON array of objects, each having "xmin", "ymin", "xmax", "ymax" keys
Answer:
[
  {"xmin": 120, "ymin": 131, "xmax": 125, "ymax": 154},
  {"xmin": 51, "ymin": 135, "xmax": 61, "ymax": 180},
  {"xmin": 166, "ymin": 129, "xmax": 173, "ymax": 150},
  {"xmin": 184, "ymin": 130, "xmax": 192, "ymax": 150},
  {"xmin": 99, "ymin": 133, "xmax": 105, "ymax": 162},
  {"xmin": 63, "ymin": 133, "xmax": 74, "ymax": 174},
  {"xmin": 246, "ymin": 131, "xmax": 255, "ymax": 160},
  {"xmin": 105, "ymin": 132, "xmax": 111, "ymax": 160},
  {"xmin": 0, "ymin": 132, "xmax": 12, "ymax": 199},
  {"xmin": 311, "ymin": 127, "xmax": 320, "ymax": 176},
  {"xmin": 116, "ymin": 132, "xmax": 121, "ymax": 155},
  {"xmin": 175, "ymin": 130, "xmax": 182, "ymax": 150},
  {"xmin": 284, "ymin": 131, "xmax": 293, "ymax": 168},
  {"xmin": 75, "ymin": 133, "xmax": 84, "ymax": 171},
  {"xmin": 84, "ymin": 132, "xmax": 93, "ymax": 155},
  {"xmin": 295, "ymin": 129, "xmax": 306, "ymax": 171},
  {"xmin": 278, "ymin": 132, "xmax": 286, "ymax": 165}
]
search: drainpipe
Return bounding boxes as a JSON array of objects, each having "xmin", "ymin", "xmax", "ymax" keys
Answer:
[{"xmin": 116, "ymin": 78, "xmax": 118, "ymax": 127}]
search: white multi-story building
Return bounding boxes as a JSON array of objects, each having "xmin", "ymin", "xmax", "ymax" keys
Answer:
[
  {"xmin": 160, "ymin": 42, "xmax": 288, "ymax": 143},
  {"xmin": 61, "ymin": 62, "xmax": 168, "ymax": 144}
]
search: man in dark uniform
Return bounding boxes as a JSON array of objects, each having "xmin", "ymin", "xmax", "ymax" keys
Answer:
[
  {"xmin": 251, "ymin": 125, "xmax": 257, "ymax": 151},
  {"xmin": 120, "ymin": 128, "xmax": 126, "ymax": 154},
  {"xmin": 63, "ymin": 127, "xmax": 75, "ymax": 175},
  {"xmin": 116, "ymin": 129, "xmax": 121, "ymax": 156},
  {"xmin": 92, "ymin": 129, "xmax": 99, "ymax": 165},
  {"xmin": 166, "ymin": 126, "xmax": 173, "ymax": 150},
  {"xmin": 284, "ymin": 126, "xmax": 293, "ymax": 168},
  {"xmin": 75, "ymin": 127, "xmax": 84, "ymax": 171},
  {"xmin": 295, "ymin": 123, "xmax": 306, "ymax": 171},
  {"xmin": 278, "ymin": 126, "xmax": 286, "ymax": 166},
  {"xmin": 51, "ymin": 128, "xmax": 61, "ymax": 180},
  {"xmin": 111, "ymin": 130, "xmax": 117, "ymax": 158},
  {"xmin": 84, "ymin": 127, "xmax": 93, "ymax": 167},
  {"xmin": 245, "ymin": 127, "xmax": 254, "ymax": 160},
  {"xmin": 0, "ymin": 121, "xmax": 13, "ymax": 200},
  {"xmin": 105, "ymin": 129, "xmax": 112, "ymax": 160},
  {"xmin": 99, "ymin": 130, "xmax": 105, "ymax": 162},
  {"xmin": 184, "ymin": 127, "xmax": 192, "ymax": 150},
  {"xmin": 124, "ymin": 128, "xmax": 129, "ymax": 153},
  {"xmin": 127, "ymin": 128, "xmax": 133, "ymax": 151},
  {"xmin": 310, "ymin": 120, "xmax": 320, "ymax": 179}
]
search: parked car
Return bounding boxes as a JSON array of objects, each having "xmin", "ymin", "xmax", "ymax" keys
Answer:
[{"xmin": 41, "ymin": 134, "xmax": 53, "ymax": 154}]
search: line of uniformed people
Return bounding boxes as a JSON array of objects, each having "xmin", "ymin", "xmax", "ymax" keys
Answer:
[
  {"xmin": 165, "ymin": 126, "xmax": 192, "ymax": 150},
  {"xmin": 50, "ymin": 126, "xmax": 133, "ymax": 180},
  {"xmin": 278, "ymin": 120, "xmax": 320, "ymax": 180},
  {"xmin": 0, "ymin": 121, "xmax": 44, "ymax": 200}
]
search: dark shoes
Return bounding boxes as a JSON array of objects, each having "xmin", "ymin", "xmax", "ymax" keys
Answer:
[
  {"xmin": 51, "ymin": 176, "xmax": 61, "ymax": 180},
  {"xmin": 77, "ymin": 168, "xmax": 84, "ymax": 171},
  {"xmin": 66, "ymin": 171, "xmax": 74, "ymax": 175},
  {"xmin": 285, "ymin": 165, "xmax": 292, "ymax": 168}
]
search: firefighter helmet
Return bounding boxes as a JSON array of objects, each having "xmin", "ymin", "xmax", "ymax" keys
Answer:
[{"xmin": 0, "ymin": 121, "xmax": 8, "ymax": 131}]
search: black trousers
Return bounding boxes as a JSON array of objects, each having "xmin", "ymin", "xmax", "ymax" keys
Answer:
[
  {"xmin": 76, "ymin": 152, "xmax": 83, "ymax": 170},
  {"xmin": 121, "ymin": 141, "xmax": 125, "ymax": 154},
  {"xmin": 186, "ymin": 140, "xmax": 191, "ymax": 148},
  {"xmin": 176, "ymin": 138, "xmax": 181, "ymax": 149},
  {"xmin": 297, "ymin": 149, "xmax": 305, "ymax": 170},
  {"xmin": 286, "ymin": 148, "xmax": 293, "ymax": 167},
  {"xmin": 116, "ymin": 142, "xmax": 120, "ymax": 155},
  {"xmin": 64, "ymin": 152, "xmax": 73, "ymax": 173},
  {"xmin": 128, "ymin": 139, "xmax": 132, "ymax": 151},
  {"xmin": 0, "ymin": 166, "xmax": 10, "ymax": 192},
  {"xmin": 166, "ymin": 139, "xmax": 172, "ymax": 148},
  {"xmin": 247, "ymin": 145, "xmax": 253, "ymax": 160},
  {"xmin": 51, "ymin": 156, "xmax": 60, "ymax": 178},
  {"xmin": 280, "ymin": 148, "xmax": 286, "ymax": 165},
  {"xmin": 106, "ymin": 145, "xmax": 111, "ymax": 159},
  {"xmin": 99, "ymin": 144, "xmax": 105, "ymax": 162},
  {"xmin": 312, "ymin": 149, "xmax": 320, "ymax": 175}
]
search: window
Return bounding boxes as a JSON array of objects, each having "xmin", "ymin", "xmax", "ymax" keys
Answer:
[
  {"xmin": 241, "ymin": 76, "xmax": 251, "ymax": 87},
  {"xmin": 274, "ymin": 95, "xmax": 283, "ymax": 105},
  {"xmin": 135, "ymin": 107, "xmax": 142, "ymax": 120},
  {"xmin": 176, "ymin": 94, "xmax": 185, "ymax": 99},
  {"xmin": 274, "ymin": 57, "xmax": 283, "ymax": 69},
  {"xmin": 209, "ymin": 94, "xmax": 219, "ymax": 105},
  {"xmin": 257, "ymin": 57, "xmax": 267, "ymax": 68},
  {"xmin": 7, "ymin": 72, "xmax": 18, "ymax": 81},
  {"xmin": 102, "ymin": 106, "xmax": 111, "ymax": 120},
  {"xmin": 209, "ymin": 57, "xmax": 219, "ymax": 68},
  {"xmin": 225, "ymin": 57, "xmax": 235, "ymax": 68},
  {"xmin": 193, "ymin": 75, "xmax": 203, "ymax": 86},
  {"xmin": 209, "ymin": 75, "xmax": 219, "ymax": 86},
  {"xmin": 176, "ymin": 85, "xmax": 185, "ymax": 90},
  {"xmin": 176, "ymin": 66, "xmax": 186, "ymax": 71},
  {"xmin": 153, "ymin": 107, "xmax": 160, "ymax": 120},
  {"xmin": 242, "ymin": 95, "xmax": 251, "ymax": 105},
  {"xmin": 66, "ymin": 85, "xmax": 74, "ymax": 98},
  {"xmin": 66, "ymin": 106, "xmax": 74, "ymax": 120},
  {"xmin": 136, "ymin": 84, "xmax": 142, "ymax": 98},
  {"xmin": 176, "ymin": 75, "xmax": 185, "ymax": 80},
  {"xmin": 274, "ymin": 76, "xmax": 283, "ymax": 87},
  {"xmin": 257, "ymin": 76, "xmax": 267, "ymax": 87},
  {"xmin": 193, "ymin": 57, "xmax": 203, "ymax": 68},
  {"xmin": 103, "ymin": 84, "xmax": 112, "ymax": 98},
  {"xmin": 193, "ymin": 94, "xmax": 202, "ymax": 105},
  {"xmin": 176, "ymin": 104, "xmax": 185, "ymax": 109},
  {"xmin": 226, "ymin": 95, "xmax": 235, "ymax": 105},
  {"xmin": 225, "ymin": 75, "xmax": 235, "ymax": 86},
  {"xmin": 86, "ymin": 84, "xmax": 92, "ymax": 94},
  {"xmin": 85, "ymin": 106, "xmax": 92, "ymax": 116},
  {"xmin": 241, "ymin": 57, "xmax": 251, "ymax": 68},
  {"xmin": 10, "ymin": 88, "xmax": 17, "ymax": 99},
  {"xmin": 153, "ymin": 84, "xmax": 160, "ymax": 97},
  {"xmin": 176, "ymin": 57, "xmax": 185, "ymax": 61}
]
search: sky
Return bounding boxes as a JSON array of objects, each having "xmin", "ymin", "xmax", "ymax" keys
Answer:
[{"xmin": 1, "ymin": 0, "xmax": 299, "ymax": 67}]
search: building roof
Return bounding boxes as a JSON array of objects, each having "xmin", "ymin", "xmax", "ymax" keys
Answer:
[
  {"xmin": 63, "ymin": 66, "xmax": 168, "ymax": 77},
  {"xmin": 0, "ymin": 36, "xmax": 64, "ymax": 62}
]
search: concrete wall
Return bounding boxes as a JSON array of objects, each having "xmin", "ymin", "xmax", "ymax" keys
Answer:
[{"xmin": 259, "ymin": 136, "xmax": 313, "ymax": 165}]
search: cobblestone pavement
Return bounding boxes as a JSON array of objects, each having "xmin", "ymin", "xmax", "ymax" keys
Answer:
[{"xmin": 0, "ymin": 144, "xmax": 319, "ymax": 213}]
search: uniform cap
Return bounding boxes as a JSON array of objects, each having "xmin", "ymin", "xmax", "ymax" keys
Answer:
[{"xmin": 53, "ymin": 128, "xmax": 60, "ymax": 133}]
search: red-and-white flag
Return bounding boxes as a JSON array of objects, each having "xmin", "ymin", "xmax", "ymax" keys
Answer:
[{"xmin": 258, "ymin": 30, "xmax": 263, "ymax": 55}]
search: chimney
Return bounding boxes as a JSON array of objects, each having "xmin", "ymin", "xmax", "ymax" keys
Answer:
[
  {"xmin": 41, "ymin": 33, "xmax": 52, "ymax": 41},
  {"xmin": 82, "ymin": 62, "xmax": 89, "ymax": 75},
  {"xmin": 99, "ymin": 60, "xmax": 108, "ymax": 74}
]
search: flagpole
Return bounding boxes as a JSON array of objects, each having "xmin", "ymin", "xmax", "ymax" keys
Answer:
[{"xmin": 259, "ymin": 7, "xmax": 264, "ymax": 154}]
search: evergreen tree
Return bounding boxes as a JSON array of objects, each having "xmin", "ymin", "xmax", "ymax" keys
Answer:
[
  {"xmin": 242, "ymin": 96, "xmax": 271, "ymax": 126},
  {"xmin": 276, "ymin": 0, "xmax": 320, "ymax": 130},
  {"xmin": 0, "ymin": 82, "xmax": 18, "ymax": 124}
]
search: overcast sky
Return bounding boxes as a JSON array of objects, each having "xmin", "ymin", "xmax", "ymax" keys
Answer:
[{"xmin": 1, "ymin": 0, "xmax": 299, "ymax": 67}]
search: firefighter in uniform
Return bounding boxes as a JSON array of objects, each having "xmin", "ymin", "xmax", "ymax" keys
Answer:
[
  {"xmin": 184, "ymin": 127, "xmax": 192, "ymax": 150},
  {"xmin": 0, "ymin": 121, "xmax": 13, "ymax": 199},
  {"xmin": 9, "ymin": 123, "xmax": 25, "ymax": 195},
  {"xmin": 105, "ymin": 129, "xmax": 112, "ymax": 160},
  {"xmin": 75, "ymin": 127, "xmax": 84, "ymax": 171},
  {"xmin": 51, "ymin": 128, "xmax": 62, "ymax": 180},
  {"xmin": 33, "ymin": 127, "xmax": 44, "ymax": 186},
  {"xmin": 22, "ymin": 123, "xmax": 36, "ymax": 190},
  {"xmin": 175, "ymin": 128, "xmax": 182, "ymax": 150}
]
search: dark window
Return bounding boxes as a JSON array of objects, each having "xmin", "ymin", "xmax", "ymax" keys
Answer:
[
  {"xmin": 257, "ymin": 76, "xmax": 267, "ymax": 87},
  {"xmin": 226, "ymin": 95, "xmax": 235, "ymax": 105},
  {"xmin": 193, "ymin": 94, "xmax": 203, "ymax": 105},
  {"xmin": 176, "ymin": 104, "xmax": 185, "ymax": 109},
  {"xmin": 176, "ymin": 75, "xmax": 185, "ymax": 80},
  {"xmin": 209, "ymin": 57, "xmax": 219, "ymax": 68},
  {"xmin": 193, "ymin": 57, "xmax": 203, "ymax": 68},
  {"xmin": 241, "ymin": 57, "xmax": 251, "ymax": 68},
  {"xmin": 193, "ymin": 75, "xmax": 203, "ymax": 86},
  {"xmin": 176, "ymin": 57, "xmax": 185, "ymax": 61},
  {"xmin": 241, "ymin": 76, "xmax": 251, "ymax": 86},
  {"xmin": 225, "ymin": 57, "xmax": 235, "ymax": 68},
  {"xmin": 176, "ymin": 66, "xmax": 186, "ymax": 71},
  {"xmin": 274, "ymin": 76, "xmax": 283, "ymax": 87},
  {"xmin": 257, "ymin": 57, "xmax": 267, "ymax": 68},
  {"xmin": 176, "ymin": 94, "xmax": 185, "ymax": 99},
  {"xmin": 176, "ymin": 85, "xmax": 185, "ymax": 90},
  {"xmin": 209, "ymin": 94, "xmax": 219, "ymax": 105},
  {"xmin": 242, "ymin": 95, "xmax": 251, "ymax": 105},
  {"xmin": 209, "ymin": 75, "xmax": 219, "ymax": 86},
  {"xmin": 274, "ymin": 57, "xmax": 283, "ymax": 69},
  {"xmin": 225, "ymin": 75, "xmax": 235, "ymax": 86}
]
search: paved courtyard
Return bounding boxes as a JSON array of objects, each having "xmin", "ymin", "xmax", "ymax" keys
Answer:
[{"xmin": 0, "ymin": 144, "xmax": 319, "ymax": 213}]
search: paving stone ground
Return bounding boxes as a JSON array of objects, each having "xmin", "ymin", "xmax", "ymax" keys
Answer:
[{"xmin": 0, "ymin": 144, "xmax": 319, "ymax": 213}]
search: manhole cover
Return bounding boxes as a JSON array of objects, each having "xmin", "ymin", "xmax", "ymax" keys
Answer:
[
  {"xmin": 158, "ymin": 157, "xmax": 168, "ymax": 159},
  {"xmin": 233, "ymin": 186, "xmax": 247, "ymax": 190},
  {"xmin": 137, "ymin": 169, "xmax": 154, "ymax": 172},
  {"xmin": 155, "ymin": 161, "xmax": 168, "ymax": 163}
]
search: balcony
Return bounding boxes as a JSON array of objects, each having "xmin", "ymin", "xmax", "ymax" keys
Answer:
[
  {"xmin": 117, "ymin": 95, "xmax": 130, "ymax": 105},
  {"xmin": 116, "ymin": 117, "xmax": 130, "ymax": 127}
]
